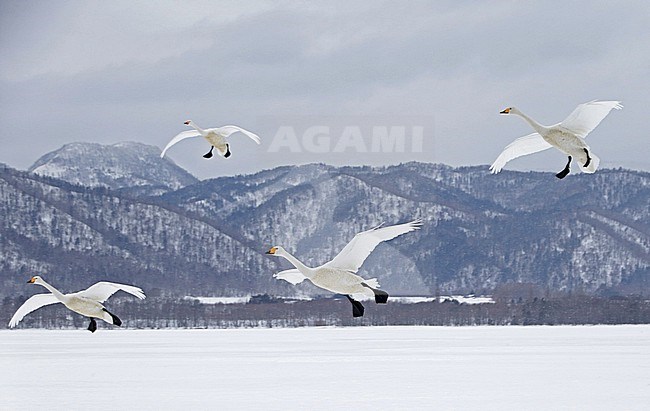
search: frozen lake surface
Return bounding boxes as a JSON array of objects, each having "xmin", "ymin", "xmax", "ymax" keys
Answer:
[{"xmin": 1, "ymin": 325, "xmax": 649, "ymax": 410}]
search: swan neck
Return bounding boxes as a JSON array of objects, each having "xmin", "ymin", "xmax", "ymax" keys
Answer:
[
  {"xmin": 37, "ymin": 280, "xmax": 67, "ymax": 302},
  {"xmin": 280, "ymin": 251, "xmax": 313, "ymax": 277},
  {"xmin": 190, "ymin": 122, "xmax": 205, "ymax": 134},
  {"xmin": 513, "ymin": 110, "xmax": 547, "ymax": 134}
]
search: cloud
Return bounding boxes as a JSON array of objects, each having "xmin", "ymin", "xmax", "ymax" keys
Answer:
[
  {"xmin": 0, "ymin": 1, "xmax": 648, "ymax": 178},
  {"xmin": 0, "ymin": 0, "xmax": 278, "ymax": 80}
]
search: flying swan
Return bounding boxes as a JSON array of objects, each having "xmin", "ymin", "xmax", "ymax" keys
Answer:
[
  {"xmin": 8, "ymin": 276, "xmax": 145, "ymax": 332},
  {"xmin": 490, "ymin": 100, "xmax": 622, "ymax": 178},
  {"xmin": 160, "ymin": 120, "xmax": 261, "ymax": 159},
  {"xmin": 267, "ymin": 219, "xmax": 422, "ymax": 317}
]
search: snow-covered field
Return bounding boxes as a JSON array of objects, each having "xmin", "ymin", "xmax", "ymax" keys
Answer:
[{"xmin": 1, "ymin": 326, "xmax": 649, "ymax": 410}]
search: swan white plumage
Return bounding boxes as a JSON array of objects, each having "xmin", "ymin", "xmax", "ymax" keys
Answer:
[
  {"xmin": 8, "ymin": 276, "xmax": 145, "ymax": 332},
  {"xmin": 267, "ymin": 219, "xmax": 422, "ymax": 317},
  {"xmin": 490, "ymin": 100, "xmax": 622, "ymax": 178},
  {"xmin": 160, "ymin": 120, "xmax": 261, "ymax": 159}
]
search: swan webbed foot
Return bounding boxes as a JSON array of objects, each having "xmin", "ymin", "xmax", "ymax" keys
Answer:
[
  {"xmin": 346, "ymin": 295, "xmax": 365, "ymax": 317},
  {"xmin": 87, "ymin": 318, "xmax": 97, "ymax": 333},
  {"xmin": 224, "ymin": 143, "xmax": 231, "ymax": 158},
  {"xmin": 583, "ymin": 148, "xmax": 591, "ymax": 167},
  {"xmin": 103, "ymin": 308, "xmax": 122, "ymax": 326},
  {"xmin": 361, "ymin": 282, "xmax": 389, "ymax": 304},
  {"xmin": 556, "ymin": 156, "xmax": 572, "ymax": 179},
  {"xmin": 373, "ymin": 290, "xmax": 389, "ymax": 304},
  {"xmin": 555, "ymin": 169, "xmax": 570, "ymax": 179},
  {"xmin": 203, "ymin": 146, "xmax": 214, "ymax": 159}
]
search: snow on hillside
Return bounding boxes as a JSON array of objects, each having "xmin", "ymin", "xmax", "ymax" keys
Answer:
[
  {"xmin": 2, "ymin": 157, "xmax": 649, "ymax": 299},
  {"xmin": 184, "ymin": 295, "xmax": 495, "ymax": 305},
  {"xmin": 29, "ymin": 141, "xmax": 198, "ymax": 193},
  {"xmin": 185, "ymin": 296, "xmax": 252, "ymax": 304}
]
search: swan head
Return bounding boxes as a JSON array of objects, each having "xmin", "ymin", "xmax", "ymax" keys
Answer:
[
  {"xmin": 500, "ymin": 107, "xmax": 522, "ymax": 115},
  {"xmin": 183, "ymin": 120, "xmax": 192, "ymax": 126},
  {"xmin": 27, "ymin": 275, "xmax": 43, "ymax": 285},
  {"xmin": 265, "ymin": 246, "xmax": 286, "ymax": 257}
]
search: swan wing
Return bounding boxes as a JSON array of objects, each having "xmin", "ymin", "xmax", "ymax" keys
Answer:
[
  {"xmin": 489, "ymin": 132, "xmax": 553, "ymax": 174},
  {"xmin": 273, "ymin": 269, "xmax": 308, "ymax": 285},
  {"xmin": 213, "ymin": 125, "xmax": 261, "ymax": 144},
  {"xmin": 74, "ymin": 282, "xmax": 146, "ymax": 303},
  {"xmin": 324, "ymin": 219, "xmax": 422, "ymax": 273},
  {"xmin": 559, "ymin": 100, "xmax": 623, "ymax": 138},
  {"xmin": 160, "ymin": 130, "xmax": 202, "ymax": 158},
  {"xmin": 8, "ymin": 294, "xmax": 60, "ymax": 328}
]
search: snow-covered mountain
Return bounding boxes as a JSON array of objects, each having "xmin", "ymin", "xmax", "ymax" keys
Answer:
[
  {"xmin": 29, "ymin": 142, "xmax": 197, "ymax": 194},
  {"xmin": 164, "ymin": 163, "xmax": 649, "ymax": 296},
  {"xmin": 1, "ymin": 146, "xmax": 648, "ymax": 299}
]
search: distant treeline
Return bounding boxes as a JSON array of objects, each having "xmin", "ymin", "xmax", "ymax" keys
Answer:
[{"xmin": 3, "ymin": 294, "xmax": 650, "ymax": 330}]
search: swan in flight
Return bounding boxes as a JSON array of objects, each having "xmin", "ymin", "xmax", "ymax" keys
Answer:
[
  {"xmin": 160, "ymin": 120, "xmax": 261, "ymax": 159},
  {"xmin": 8, "ymin": 276, "xmax": 145, "ymax": 332},
  {"xmin": 490, "ymin": 100, "xmax": 622, "ymax": 178},
  {"xmin": 267, "ymin": 219, "xmax": 422, "ymax": 317}
]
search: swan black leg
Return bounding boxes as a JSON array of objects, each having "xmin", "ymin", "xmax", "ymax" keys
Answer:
[
  {"xmin": 346, "ymin": 295, "xmax": 365, "ymax": 317},
  {"xmin": 361, "ymin": 282, "xmax": 389, "ymax": 304},
  {"xmin": 224, "ymin": 143, "xmax": 231, "ymax": 158},
  {"xmin": 203, "ymin": 146, "xmax": 214, "ymax": 159},
  {"xmin": 583, "ymin": 148, "xmax": 591, "ymax": 167},
  {"xmin": 87, "ymin": 318, "xmax": 97, "ymax": 333},
  {"xmin": 556, "ymin": 156, "xmax": 572, "ymax": 179}
]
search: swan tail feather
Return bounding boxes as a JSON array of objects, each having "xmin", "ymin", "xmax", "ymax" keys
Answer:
[
  {"xmin": 273, "ymin": 269, "xmax": 307, "ymax": 285},
  {"xmin": 362, "ymin": 278, "xmax": 380, "ymax": 289}
]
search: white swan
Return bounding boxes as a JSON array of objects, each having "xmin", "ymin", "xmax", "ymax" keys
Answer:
[
  {"xmin": 8, "ymin": 276, "xmax": 145, "ymax": 332},
  {"xmin": 267, "ymin": 219, "xmax": 422, "ymax": 317},
  {"xmin": 160, "ymin": 120, "xmax": 261, "ymax": 159},
  {"xmin": 490, "ymin": 100, "xmax": 622, "ymax": 178}
]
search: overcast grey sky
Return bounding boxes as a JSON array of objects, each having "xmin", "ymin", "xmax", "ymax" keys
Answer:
[{"xmin": 1, "ymin": 1, "xmax": 648, "ymax": 179}]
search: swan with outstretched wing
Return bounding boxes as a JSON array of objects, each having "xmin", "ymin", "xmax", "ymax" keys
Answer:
[
  {"xmin": 490, "ymin": 100, "xmax": 622, "ymax": 178},
  {"xmin": 268, "ymin": 219, "xmax": 422, "ymax": 317},
  {"xmin": 8, "ymin": 276, "xmax": 145, "ymax": 332},
  {"xmin": 161, "ymin": 120, "xmax": 261, "ymax": 159}
]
